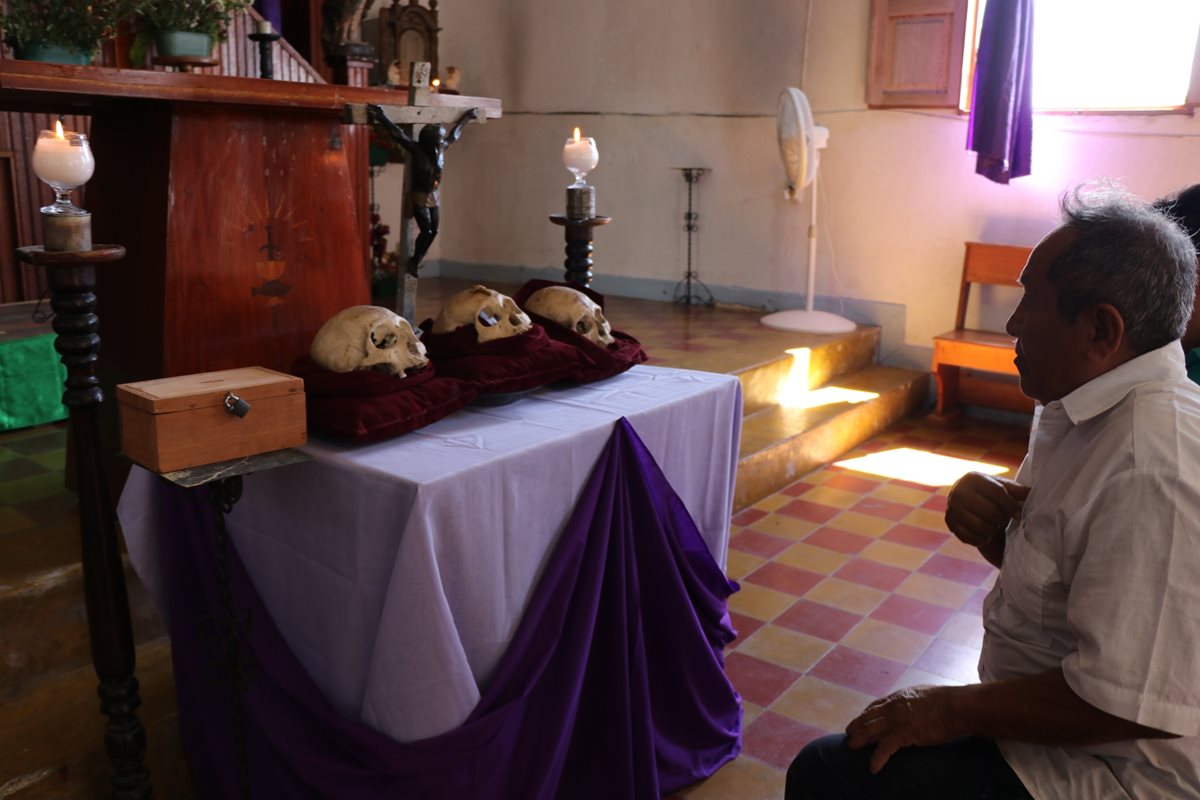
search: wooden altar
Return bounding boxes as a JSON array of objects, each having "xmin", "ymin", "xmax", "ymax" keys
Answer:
[{"xmin": 0, "ymin": 59, "xmax": 500, "ymax": 385}]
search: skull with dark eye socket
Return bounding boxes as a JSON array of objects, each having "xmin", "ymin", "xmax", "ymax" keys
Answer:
[
  {"xmin": 311, "ymin": 305, "xmax": 428, "ymax": 375},
  {"xmin": 526, "ymin": 285, "xmax": 616, "ymax": 347}
]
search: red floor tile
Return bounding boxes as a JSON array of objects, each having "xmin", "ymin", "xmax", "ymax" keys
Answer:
[
  {"xmin": 834, "ymin": 558, "xmax": 910, "ymax": 592},
  {"xmin": 882, "ymin": 524, "xmax": 950, "ymax": 551},
  {"xmin": 0, "ymin": 458, "xmax": 49, "ymax": 482},
  {"xmin": 962, "ymin": 588, "xmax": 991, "ymax": 614},
  {"xmin": 890, "ymin": 479, "xmax": 941, "ymax": 492},
  {"xmin": 823, "ymin": 473, "xmax": 883, "ymax": 494},
  {"xmin": 919, "ymin": 554, "xmax": 995, "ymax": 587},
  {"xmin": 850, "ymin": 497, "xmax": 912, "ymax": 521},
  {"xmin": 775, "ymin": 599, "xmax": 863, "ymax": 643},
  {"xmin": 870, "ymin": 595, "xmax": 955, "ymax": 636},
  {"xmin": 778, "ymin": 499, "xmax": 841, "ymax": 524},
  {"xmin": 808, "ymin": 645, "xmax": 907, "ymax": 696},
  {"xmin": 729, "ymin": 612, "xmax": 765, "ymax": 649},
  {"xmin": 724, "ymin": 652, "xmax": 802, "ymax": 707},
  {"xmin": 782, "ymin": 481, "xmax": 818, "ymax": 497},
  {"xmin": 896, "ymin": 434, "xmax": 941, "ymax": 448},
  {"xmin": 950, "ymin": 434, "xmax": 997, "ymax": 449},
  {"xmin": 920, "ymin": 495, "xmax": 949, "ymax": 513},
  {"xmin": 730, "ymin": 529, "xmax": 793, "ymax": 559},
  {"xmin": 732, "ymin": 507, "xmax": 768, "ymax": 526},
  {"xmin": 742, "ymin": 711, "xmax": 828, "ymax": 770},
  {"xmin": 744, "ymin": 562, "xmax": 824, "ymax": 597},
  {"xmin": 914, "ymin": 639, "xmax": 982, "ymax": 684},
  {"xmin": 805, "ymin": 527, "xmax": 873, "ymax": 555}
]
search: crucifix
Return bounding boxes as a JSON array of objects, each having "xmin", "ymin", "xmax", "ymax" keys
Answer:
[{"xmin": 351, "ymin": 61, "xmax": 485, "ymax": 322}]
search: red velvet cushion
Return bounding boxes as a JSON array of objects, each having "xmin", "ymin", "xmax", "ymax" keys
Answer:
[
  {"xmin": 417, "ymin": 320, "xmax": 586, "ymax": 395},
  {"xmin": 290, "ymin": 357, "xmax": 478, "ymax": 442},
  {"xmin": 512, "ymin": 279, "xmax": 648, "ymax": 383}
]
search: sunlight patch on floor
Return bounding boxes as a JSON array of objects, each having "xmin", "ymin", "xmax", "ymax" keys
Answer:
[
  {"xmin": 834, "ymin": 447, "xmax": 1011, "ymax": 486},
  {"xmin": 777, "ymin": 348, "xmax": 880, "ymax": 410}
]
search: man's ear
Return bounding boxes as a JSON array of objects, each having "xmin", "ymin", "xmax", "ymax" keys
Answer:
[{"xmin": 1083, "ymin": 303, "xmax": 1127, "ymax": 362}]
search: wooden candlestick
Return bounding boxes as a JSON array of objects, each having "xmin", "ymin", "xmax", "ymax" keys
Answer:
[
  {"xmin": 17, "ymin": 231, "xmax": 151, "ymax": 800},
  {"xmin": 548, "ymin": 214, "xmax": 611, "ymax": 288}
]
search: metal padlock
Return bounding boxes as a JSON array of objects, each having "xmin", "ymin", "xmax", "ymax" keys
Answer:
[{"xmin": 224, "ymin": 391, "xmax": 251, "ymax": 418}]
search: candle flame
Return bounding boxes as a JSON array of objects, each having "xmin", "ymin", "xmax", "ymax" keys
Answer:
[
  {"xmin": 432, "ymin": 78, "xmax": 441, "ymax": 88},
  {"xmin": 573, "ymin": 127, "xmax": 581, "ymax": 143},
  {"xmin": 54, "ymin": 119, "xmax": 64, "ymax": 139}
]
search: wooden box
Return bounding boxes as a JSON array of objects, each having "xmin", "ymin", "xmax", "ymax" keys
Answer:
[{"xmin": 117, "ymin": 367, "xmax": 306, "ymax": 473}]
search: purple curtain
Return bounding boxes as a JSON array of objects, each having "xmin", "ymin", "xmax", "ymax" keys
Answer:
[
  {"xmin": 253, "ymin": 0, "xmax": 282, "ymax": 35},
  {"xmin": 157, "ymin": 417, "xmax": 742, "ymax": 798},
  {"xmin": 966, "ymin": 0, "xmax": 1034, "ymax": 183}
]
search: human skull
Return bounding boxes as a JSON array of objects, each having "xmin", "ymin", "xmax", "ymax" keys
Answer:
[
  {"xmin": 310, "ymin": 305, "xmax": 428, "ymax": 375},
  {"xmin": 525, "ymin": 286, "xmax": 615, "ymax": 347},
  {"xmin": 432, "ymin": 285, "xmax": 533, "ymax": 343}
]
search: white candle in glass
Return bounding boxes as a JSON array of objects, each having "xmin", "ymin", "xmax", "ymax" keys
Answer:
[
  {"xmin": 33, "ymin": 122, "xmax": 94, "ymax": 189},
  {"xmin": 562, "ymin": 127, "xmax": 598, "ymax": 187}
]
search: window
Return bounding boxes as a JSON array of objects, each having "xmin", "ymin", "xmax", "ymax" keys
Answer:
[
  {"xmin": 1030, "ymin": 0, "xmax": 1200, "ymax": 111},
  {"xmin": 867, "ymin": 0, "xmax": 1200, "ymax": 112}
]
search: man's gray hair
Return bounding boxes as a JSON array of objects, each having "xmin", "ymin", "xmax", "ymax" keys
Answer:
[{"xmin": 1051, "ymin": 185, "xmax": 1198, "ymax": 354}]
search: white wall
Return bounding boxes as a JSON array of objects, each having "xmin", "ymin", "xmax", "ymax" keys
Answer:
[{"xmin": 375, "ymin": 0, "xmax": 1200, "ymax": 356}]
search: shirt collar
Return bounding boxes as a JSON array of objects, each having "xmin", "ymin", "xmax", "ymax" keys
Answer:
[{"xmin": 1049, "ymin": 341, "xmax": 1186, "ymax": 425}]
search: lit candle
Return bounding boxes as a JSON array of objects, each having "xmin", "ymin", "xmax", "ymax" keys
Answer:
[
  {"xmin": 32, "ymin": 121, "xmax": 94, "ymax": 191},
  {"xmin": 562, "ymin": 127, "xmax": 598, "ymax": 187}
]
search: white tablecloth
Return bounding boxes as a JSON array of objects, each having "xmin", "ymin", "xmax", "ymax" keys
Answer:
[{"xmin": 120, "ymin": 365, "xmax": 741, "ymax": 742}]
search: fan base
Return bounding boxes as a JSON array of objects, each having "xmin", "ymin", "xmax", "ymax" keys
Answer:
[{"xmin": 760, "ymin": 309, "xmax": 856, "ymax": 334}]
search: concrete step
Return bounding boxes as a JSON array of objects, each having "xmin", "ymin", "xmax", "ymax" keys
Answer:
[
  {"xmin": 0, "ymin": 638, "xmax": 193, "ymax": 799},
  {"xmin": 733, "ymin": 326, "xmax": 880, "ymax": 416},
  {"xmin": 733, "ymin": 365, "xmax": 930, "ymax": 510}
]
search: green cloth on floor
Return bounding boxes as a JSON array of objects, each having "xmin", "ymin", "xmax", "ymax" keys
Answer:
[{"xmin": 0, "ymin": 333, "xmax": 67, "ymax": 430}]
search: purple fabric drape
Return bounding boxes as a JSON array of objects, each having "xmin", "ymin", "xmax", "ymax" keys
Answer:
[
  {"xmin": 157, "ymin": 417, "xmax": 742, "ymax": 798},
  {"xmin": 252, "ymin": 0, "xmax": 282, "ymax": 35},
  {"xmin": 966, "ymin": 0, "xmax": 1034, "ymax": 183}
]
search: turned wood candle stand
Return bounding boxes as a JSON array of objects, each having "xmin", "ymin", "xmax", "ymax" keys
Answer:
[
  {"xmin": 548, "ymin": 214, "xmax": 611, "ymax": 288},
  {"xmin": 17, "ymin": 237, "xmax": 152, "ymax": 800}
]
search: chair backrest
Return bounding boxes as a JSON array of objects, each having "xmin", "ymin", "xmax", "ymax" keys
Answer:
[{"xmin": 954, "ymin": 242, "xmax": 1033, "ymax": 329}]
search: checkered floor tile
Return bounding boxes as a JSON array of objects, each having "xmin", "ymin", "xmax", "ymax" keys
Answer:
[{"xmin": 674, "ymin": 414, "xmax": 1029, "ymax": 800}]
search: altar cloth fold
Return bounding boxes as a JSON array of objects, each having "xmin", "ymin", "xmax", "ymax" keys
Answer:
[{"xmin": 159, "ymin": 417, "xmax": 742, "ymax": 798}]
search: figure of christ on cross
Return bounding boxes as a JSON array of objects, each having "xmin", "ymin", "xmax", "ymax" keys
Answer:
[{"xmin": 367, "ymin": 103, "xmax": 479, "ymax": 276}]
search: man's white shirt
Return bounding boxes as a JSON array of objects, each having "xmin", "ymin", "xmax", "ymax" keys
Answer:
[{"xmin": 980, "ymin": 342, "xmax": 1200, "ymax": 799}]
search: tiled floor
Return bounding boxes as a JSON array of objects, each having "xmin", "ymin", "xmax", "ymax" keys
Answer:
[{"xmin": 675, "ymin": 413, "xmax": 1029, "ymax": 800}]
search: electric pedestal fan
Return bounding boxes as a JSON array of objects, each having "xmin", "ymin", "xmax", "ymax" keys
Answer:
[{"xmin": 760, "ymin": 88, "xmax": 856, "ymax": 334}]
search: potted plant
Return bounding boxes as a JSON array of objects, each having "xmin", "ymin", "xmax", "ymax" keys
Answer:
[
  {"xmin": 135, "ymin": 0, "xmax": 250, "ymax": 60},
  {"xmin": 1, "ymin": 0, "xmax": 144, "ymax": 64}
]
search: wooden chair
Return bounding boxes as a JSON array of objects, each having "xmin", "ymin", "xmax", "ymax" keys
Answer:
[{"xmin": 932, "ymin": 242, "xmax": 1036, "ymax": 421}]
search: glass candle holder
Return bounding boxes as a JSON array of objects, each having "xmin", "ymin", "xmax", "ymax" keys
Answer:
[
  {"xmin": 32, "ymin": 129, "xmax": 95, "ymax": 216},
  {"xmin": 562, "ymin": 130, "xmax": 598, "ymax": 188}
]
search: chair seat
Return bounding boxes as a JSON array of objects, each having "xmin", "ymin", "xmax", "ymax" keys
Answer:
[{"xmin": 933, "ymin": 328, "xmax": 1018, "ymax": 375}]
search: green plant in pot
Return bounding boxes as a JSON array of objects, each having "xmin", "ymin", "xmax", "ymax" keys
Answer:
[
  {"xmin": 1, "ymin": 0, "xmax": 144, "ymax": 64},
  {"xmin": 134, "ymin": 0, "xmax": 251, "ymax": 61}
]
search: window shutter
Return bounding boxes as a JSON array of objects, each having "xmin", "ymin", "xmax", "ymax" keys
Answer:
[{"xmin": 868, "ymin": 0, "xmax": 970, "ymax": 108}]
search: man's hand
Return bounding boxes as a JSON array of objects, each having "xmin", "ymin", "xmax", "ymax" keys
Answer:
[
  {"xmin": 945, "ymin": 472, "xmax": 1029, "ymax": 548},
  {"xmin": 845, "ymin": 686, "xmax": 965, "ymax": 774}
]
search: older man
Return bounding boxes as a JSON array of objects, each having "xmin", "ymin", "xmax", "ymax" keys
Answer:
[{"xmin": 786, "ymin": 186, "xmax": 1200, "ymax": 799}]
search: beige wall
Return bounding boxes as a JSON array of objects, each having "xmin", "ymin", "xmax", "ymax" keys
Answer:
[{"xmin": 375, "ymin": 0, "xmax": 1200, "ymax": 355}]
